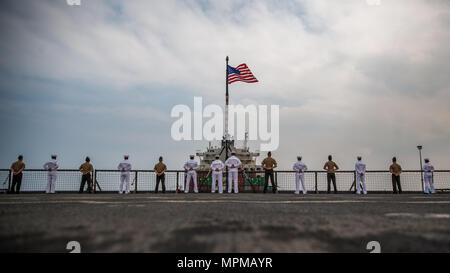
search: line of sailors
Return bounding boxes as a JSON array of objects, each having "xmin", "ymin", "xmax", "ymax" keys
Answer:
[
  {"xmin": 188, "ymin": 151, "xmax": 243, "ymax": 194},
  {"xmin": 8, "ymin": 153, "xmax": 437, "ymax": 195}
]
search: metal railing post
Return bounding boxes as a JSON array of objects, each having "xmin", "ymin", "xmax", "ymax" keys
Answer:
[
  {"xmin": 176, "ymin": 171, "xmax": 179, "ymax": 194},
  {"xmin": 93, "ymin": 170, "xmax": 97, "ymax": 193},
  {"xmin": 134, "ymin": 171, "xmax": 138, "ymax": 194},
  {"xmin": 275, "ymin": 171, "xmax": 278, "ymax": 192},
  {"xmin": 420, "ymin": 170, "xmax": 424, "ymax": 193},
  {"xmin": 8, "ymin": 169, "xmax": 11, "ymax": 192},
  {"xmin": 314, "ymin": 171, "xmax": 318, "ymax": 194},
  {"xmin": 90, "ymin": 170, "xmax": 94, "ymax": 193}
]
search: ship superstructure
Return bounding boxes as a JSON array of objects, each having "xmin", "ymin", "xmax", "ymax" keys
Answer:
[{"xmin": 196, "ymin": 133, "xmax": 261, "ymax": 171}]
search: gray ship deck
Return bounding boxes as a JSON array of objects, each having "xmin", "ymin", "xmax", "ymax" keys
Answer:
[{"xmin": 1, "ymin": 193, "xmax": 450, "ymax": 253}]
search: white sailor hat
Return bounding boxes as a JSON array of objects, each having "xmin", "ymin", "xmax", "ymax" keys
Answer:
[
  {"xmin": 231, "ymin": 151, "xmax": 236, "ymax": 155},
  {"xmin": 51, "ymin": 154, "xmax": 57, "ymax": 158},
  {"xmin": 215, "ymin": 154, "xmax": 220, "ymax": 158},
  {"xmin": 424, "ymin": 158, "xmax": 429, "ymax": 161},
  {"xmin": 190, "ymin": 154, "xmax": 195, "ymax": 158}
]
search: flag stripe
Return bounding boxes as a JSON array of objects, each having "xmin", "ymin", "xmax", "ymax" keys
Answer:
[
  {"xmin": 228, "ymin": 74, "xmax": 254, "ymax": 79},
  {"xmin": 228, "ymin": 77, "xmax": 257, "ymax": 80},
  {"xmin": 228, "ymin": 78, "xmax": 258, "ymax": 83},
  {"xmin": 228, "ymin": 78, "xmax": 258, "ymax": 82},
  {"xmin": 228, "ymin": 76, "xmax": 257, "ymax": 81}
]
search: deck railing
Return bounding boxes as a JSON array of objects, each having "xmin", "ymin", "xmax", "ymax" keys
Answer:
[
  {"xmin": 0, "ymin": 169, "xmax": 450, "ymax": 193},
  {"xmin": 1, "ymin": 169, "xmax": 450, "ymax": 194}
]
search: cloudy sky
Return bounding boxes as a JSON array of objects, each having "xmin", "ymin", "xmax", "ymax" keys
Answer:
[{"xmin": 0, "ymin": 0, "xmax": 449, "ymax": 170}]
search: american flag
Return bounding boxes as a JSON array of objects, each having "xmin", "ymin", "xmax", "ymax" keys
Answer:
[{"xmin": 227, "ymin": 64, "xmax": 258, "ymax": 84}]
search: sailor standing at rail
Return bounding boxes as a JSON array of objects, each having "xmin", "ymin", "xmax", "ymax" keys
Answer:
[
  {"xmin": 262, "ymin": 152, "xmax": 278, "ymax": 194},
  {"xmin": 323, "ymin": 155, "xmax": 339, "ymax": 194},
  {"xmin": 210, "ymin": 155, "xmax": 225, "ymax": 194},
  {"xmin": 422, "ymin": 158, "xmax": 435, "ymax": 194},
  {"xmin": 355, "ymin": 156, "xmax": 367, "ymax": 195},
  {"xmin": 225, "ymin": 151, "xmax": 241, "ymax": 194},
  {"xmin": 10, "ymin": 155, "xmax": 25, "ymax": 194},
  {"xmin": 184, "ymin": 155, "xmax": 199, "ymax": 193},
  {"xmin": 293, "ymin": 156, "xmax": 308, "ymax": 194},
  {"xmin": 79, "ymin": 156, "xmax": 94, "ymax": 193},
  {"xmin": 43, "ymin": 155, "xmax": 59, "ymax": 194},
  {"xmin": 389, "ymin": 157, "xmax": 402, "ymax": 194},
  {"xmin": 117, "ymin": 155, "xmax": 132, "ymax": 194},
  {"xmin": 154, "ymin": 156, "xmax": 167, "ymax": 194}
]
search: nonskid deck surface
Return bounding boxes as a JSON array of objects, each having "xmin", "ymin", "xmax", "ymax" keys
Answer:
[{"xmin": 1, "ymin": 193, "xmax": 449, "ymax": 252}]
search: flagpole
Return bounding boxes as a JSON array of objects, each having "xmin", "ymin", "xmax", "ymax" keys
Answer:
[
  {"xmin": 225, "ymin": 56, "xmax": 229, "ymax": 141},
  {"xmin": 225, "ymin": 56, "xmax": 229, "ymax": 188}
]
